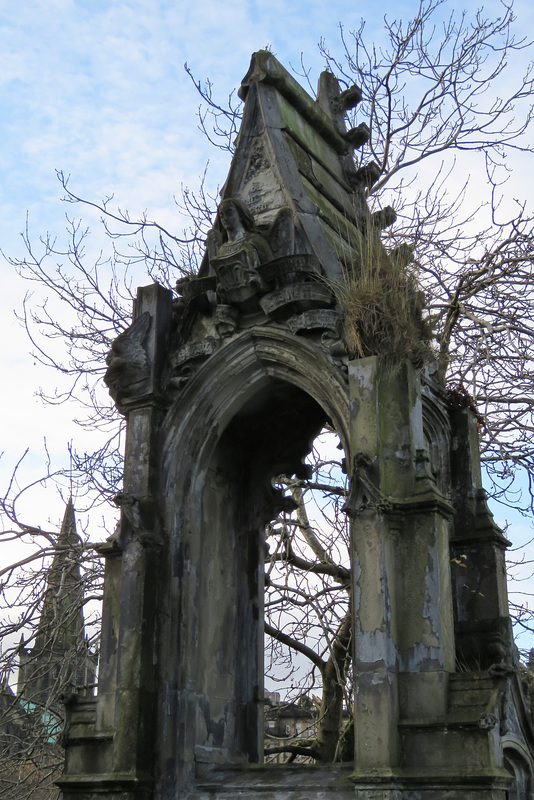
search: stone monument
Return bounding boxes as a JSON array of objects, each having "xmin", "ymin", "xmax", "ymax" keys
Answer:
[{"xmin": 58, "ymin": 51, "xmax": 534, "ymax": 800}]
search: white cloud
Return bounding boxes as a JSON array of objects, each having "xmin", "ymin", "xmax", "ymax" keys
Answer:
[{"xmin": 1, "ymin": 1, "xmax": 533, "ymax": 631}]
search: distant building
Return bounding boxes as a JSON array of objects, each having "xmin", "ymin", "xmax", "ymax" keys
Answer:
[
  {"xmin": 264, "ymin": 693, "xmax": 318, "ymax": 763},
  {"xmin": 0, "ymin": 680, "xmax": 32, "ymax": 759},
  {"xmin": 16, "ymin": 499, "xmax": 96, "ymax": 719},
  {"xmin": 1, "ymin": 499, "xmax": 96, "ymax": 762}
]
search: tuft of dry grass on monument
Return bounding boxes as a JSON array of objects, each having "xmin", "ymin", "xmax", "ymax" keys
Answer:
[{"xmin": 332, "ymin": 230, "xmax": 433, "ymax": 369}]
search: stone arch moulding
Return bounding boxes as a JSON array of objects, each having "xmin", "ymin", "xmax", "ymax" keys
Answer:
[
  {"xmin": 161, "ymin": 326, "xmax": 351, "ymax": 465},
  {"xmin": 156, "ymin": 326, "xmax": 350, "ymax": 790},
  {"xmin": 502, "ymin": 737, "xmax": 534, "ymax": 800}
]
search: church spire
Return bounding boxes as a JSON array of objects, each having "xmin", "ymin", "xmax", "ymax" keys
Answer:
[
  {"xmin": 18, "ymin": 499, "xmax": 93, "ymax": 706},
  {"xmin": 33, "ymin": 498, "xmax": 84, "ymax": 654}
]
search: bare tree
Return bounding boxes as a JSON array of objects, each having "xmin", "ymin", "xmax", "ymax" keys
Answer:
[
  {"xmin": 264, "ymin": 433, "xmax": 353, "ymax": 763},
  {"xmin": 191, "ymin": 1, "xmax": 534, "ymax": 506},
  {"xmin": 318, "ymin": 0, "xmax": 534, "ymax": 508},
  {"xmin": 0, "ymin": 499, "xmax": 100, "ymax": 799},
  {"xmin": 2, "ymin": 0, "xmax": 534, "ymax": 771}
]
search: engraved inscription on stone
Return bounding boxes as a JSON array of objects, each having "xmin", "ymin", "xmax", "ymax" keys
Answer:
[
  {"xmin": 287, "ymin": 309, "xmax": 342, "ymax": 335},
  {"xmin": 259, "ymin": 283, "xmax": 333, "ymax": 319},
  {"xmin": 239, "ymin": 135, "xmax": 284, "ymax": 224},
  {"xmin": 172, "ymin": 338, "xmax": 219, "ymax": 367}
]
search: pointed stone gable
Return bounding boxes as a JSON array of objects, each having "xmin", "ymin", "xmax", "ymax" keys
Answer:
[{"xmin": 201, "ymin": 51, "xmax": 376, "ymax": 282}]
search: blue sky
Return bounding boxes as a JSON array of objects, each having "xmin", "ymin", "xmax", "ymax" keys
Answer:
[
  {"xmin": 1, "ymin": 0, "xmax": 534, "ymax": 643},
  {"xmin": 0, "ymin": 0, "xmax": 421, "ymax": 531}
]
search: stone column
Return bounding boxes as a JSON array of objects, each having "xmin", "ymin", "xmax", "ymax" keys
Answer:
[
  {"xmin": 59, "ymin": 283, "xmax": 173, "ymax": 800},
  {"xmin": 94, "ymin": 540, "xmax": 122, "ymax": 734},
  {"xmin": 348, "ymin": 358, "xmax": 455, "ymax": 781},
  {"xmin": 347, "ymin": 357, "xmax": 405, "ymax": 777},
  {"xmin": 110, "ymin": 284, "xmax": 173, "ymax": 782},
  {"xmin": 450, "ymin": 407, "xmax": 513, "ymax": 669}
]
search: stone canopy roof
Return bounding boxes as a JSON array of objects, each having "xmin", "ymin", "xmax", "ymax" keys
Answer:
[{"xmin": 199, "ymin": 50, "xmax": 387, "ymax": 282}]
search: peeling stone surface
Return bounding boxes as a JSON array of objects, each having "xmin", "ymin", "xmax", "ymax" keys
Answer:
[{"xmin": 58, "ymin": 52, "xmax": 534, "ymax": 800}]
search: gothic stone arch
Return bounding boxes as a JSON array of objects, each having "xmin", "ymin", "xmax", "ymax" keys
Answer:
[
  {"xmin": 58, "ymin": 51, "xmax": 534, "ymax": 800},
  {"xmin": 156, "ymin": 329, "xmax": 350, "ymax": 783}
]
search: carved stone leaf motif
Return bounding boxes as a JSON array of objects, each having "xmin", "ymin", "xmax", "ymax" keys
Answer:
[
  {"xmin": 104, "ymin": 311, "xmax": 151, "ymax": 405},
  {"xmin": 478, "ymin": 713, "xmax": 497, "ymax": 730},
  {"xmin": 244, "ymin": 136, "xmax": 271, "ymax": 183},
  {"xmin": 266, "ymin": 207, "xmax": 294, "ymax": 258},
  {"xmin": 343, "ymin": 453, "xmax": 379, "ymax": 517}
]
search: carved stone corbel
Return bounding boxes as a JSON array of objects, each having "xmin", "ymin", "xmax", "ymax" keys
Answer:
[
  {"xmin": 104, "ymin": 311, "xmax": 151, "ymax": 411},
  {"xmin": 343, "ymin": 452, "xmax": 380, "ymax": 517},
  {"xmin": 113, "ymin": 492, "xmax": 163, "ymax": 549}
]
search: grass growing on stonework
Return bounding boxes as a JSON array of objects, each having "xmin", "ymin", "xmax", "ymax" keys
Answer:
[{"xmin": 333, "ymin": 229, "xmax": 433, "ymax": 369}]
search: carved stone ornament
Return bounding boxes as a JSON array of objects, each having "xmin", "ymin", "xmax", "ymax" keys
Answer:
[
  {"xmin": 257, "ymin": 253, "xmax": 319, "ymax": 282},
  {"xmin": 413, "ymin": 447, "xmax": 438, "ymax": 495},
  {"xmin": 478, "ymin": 712, "xmax": 498, "ymax": 730},
  {"xmin": 259, "ymin": 283, "xmax": 333, "ymax": 320},
  {"xmin": 287, "ymin": 308, "xmax": 342, "ymax": 336},
  {"xmin": 167, "ymin": 337, "xmax": 220, "ymax": 392},
  {"xmin": 212, "ymin": 248, "xmax": 269, "ymax": 306},
  {"xmin": 208, "ymin": 197, "xmax": 273, "ymax": 310},
  {"xmin": 215, "ymin": 304, "xmax": 239, "ymax": 338},
  {"xmin": 171, "ymin": 337, "xmax": 219, "ymax": 369},
  {"xmin": 94, "ymin": 520, "xmax": 122, "ymax": 556},
  {"xmin": 113, "ymin": 492, "xmax": 163, "ymax": 548},
  {"xmin": 343, "ymin": 452, "xmax": 379, "ymax": 517},
  {"xmin": 207, "ymin": 198, "xmax": 298, "ymax": 313},
  {"xmin": 104, "ymin": 311, "xmax": 151, "ymax": 408},
  {"xmin": 176, "ymin": 275, "xmax": 217, "ymax": 314}
]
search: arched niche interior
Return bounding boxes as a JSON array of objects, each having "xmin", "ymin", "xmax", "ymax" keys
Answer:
[
  {"xmin": 421, "ymin": 384, "xmax": 451, "ymax": 497},
  {"xmin": 158, "ymin": 332, "xmax": 350, "ymax": 769},
  {"xmin": 196, "ymin": 380, "xmax": 328, "ymax": 761},
  {"xmin": 504, "ymin": 746, "xmax": 533, "ymax": 800}
]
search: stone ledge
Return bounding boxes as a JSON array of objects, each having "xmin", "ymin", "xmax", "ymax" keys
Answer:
[
  {"xmin": 350, "ymin": 764, "xmax": 512, "ymax": 787},
  {"xmin": 63, "ymin": 730, "xmax": 114, "ymax": 745}
]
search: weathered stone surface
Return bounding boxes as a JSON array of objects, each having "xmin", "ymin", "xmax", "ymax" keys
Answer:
[
  {"xmin": 259, "ymin": 282, "xmax": 333, "ymax": 319},
  {"xmin": 60, "ymin": 51, "xmax": 534, "ymax": 800}
]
